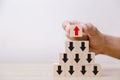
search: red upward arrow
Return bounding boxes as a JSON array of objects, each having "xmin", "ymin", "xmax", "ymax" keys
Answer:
[{"xmin": 74, "ymin": 26, "xmax": 79, "ymax": 36}]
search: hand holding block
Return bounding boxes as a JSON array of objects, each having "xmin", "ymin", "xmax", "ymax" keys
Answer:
[
  {"xmin": 53, "ymin": 21, "xmax": 102, "ymax": 78},
  {"xmin": 69, "ymin": 24, "xmax": 82, "ymax": 37},
  {"xmin": 53, "ymin": 64, "xmax": 66, "ymax": 77}
]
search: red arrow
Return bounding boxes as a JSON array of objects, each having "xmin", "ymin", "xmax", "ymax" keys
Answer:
[{"xmin": 74, "ymin": 26, "xmax": 79, "ymax": 36}]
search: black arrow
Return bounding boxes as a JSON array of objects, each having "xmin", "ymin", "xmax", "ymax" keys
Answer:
[
  {"xmin": 92, "ymin": 66, "xmax": 99, "ymax": 75},
  {"xmin": 80, "ymin": 42, "xmax": 86, "ymax": 51},
  {"xmin": 62, "ymin": 53, "xmax": 68, "ymax": 63},
  {"xmin": 74, "ymin": 54, "xmax": 80, "ymax": 63},
  {"xmin": 87, "ymin": 54, "xmax": 92, "ymax": 63},
  {"xmin": 68, "ymin": 42, "xmax": 74, "ymax": 51},
  {"xmin": 57, "ymin": 66, "xmax": 62, "ymax": 75},
  {"xmin": 81, "ymin": 66, "xmax": 86, "ymax": 75},
  {"xmin": 69, "ymin": 66, "xmax": 74, "ymax": 75}
]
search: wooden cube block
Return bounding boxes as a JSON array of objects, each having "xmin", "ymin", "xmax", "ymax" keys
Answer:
[
  {"xmin": 59, "ymin": 53, "xmax": 69, "ymax": 65},
  {"xmin": 65, "ymin": 41, "xmax": 80, "ymax": 53},
  {"xmin": 59, "ymin": 53, "xmax": 81, "ymax": 66},
  {"xmin": 69, "ymin": 24, "xmax": 82, "ymax": 37},
  {"xmin": 73, "ymin": 53, "xmax": 83, "ymax": 64},
  {"xmin": 53, "ymin": 63, "xmax": 66, "ymax": 77},
  {"xmin": 88, "ymin": 64, "xmax": 101, "ymax": 77},
  {"xmin": 66, "ymin": 65, "xmax": 78, "ymax": 77},
  {"xmin": 78, "ymin": 64, "xmax": 101, "ymax": 77},
  {"xmin": 78, "ymin": 65, "xmax": 89, "ymax": 77},
  {"xmin": 65, "ymin": 41, "xmax": 89, "ymax": 53},
  {"xmin": 59, "ymin": 53, "xmax": 83, "ymax": 66},
  {"xmin": 82, "ymin": 52, "xmax": 95, "ymax": 64},
  {"xmin": 78, "ymin": 41, "xmax": 89, "ymax": 53},
  {"xmin": 66, "ymin": 53, "xmax": 83, "ymax": 66}
]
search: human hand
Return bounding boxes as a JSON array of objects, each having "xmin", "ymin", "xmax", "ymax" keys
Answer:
[{"xmin": 62, "ymin": 21, "xmax": 106, "ymax": 54}]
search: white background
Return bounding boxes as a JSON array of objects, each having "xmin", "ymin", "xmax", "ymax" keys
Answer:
[{"xmin": 0, "ymin": 0, "xmax": 120, "ymax": 62}]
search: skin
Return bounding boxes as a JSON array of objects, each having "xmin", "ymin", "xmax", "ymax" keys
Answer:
[{"xmin": 62, "ymin": 21, "xmax": 120, "ymax": 59}]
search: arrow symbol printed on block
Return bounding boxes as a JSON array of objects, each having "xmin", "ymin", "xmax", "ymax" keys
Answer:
[
  {"xmin": 92, "ymin": 66, "xmax": 99, "ymax": 75},
  {"xmin": 69, "ymin": 66, "xmax": 74, "ymax": 75},
  {"xmin": 81, "ymin": 66, "xmax": 86, "ymax": 75},
  {"xmin": 57, "ymin": 66, "xmax": 62, "ymax": 75},
  {"xmin": 62, "ymin": 53, "xmax": 68, "ymax": 63},
  {"xmin": 68, "ymin": 42, "xmax": 74, "ymax": 51},
  {"xmin": 87, "ymin": 54, "xmax": 92, "ymax": 63},
  {"xmin": 80, "ymin": 42, "xmax": 86, "ymax": 51},
  {"xmin": 74, "ymin": 26, "xmax": 79, "ymax": 36},
  {"xmin": 74, "ymin": 54, "xmax": 80, "ymax": 63}
]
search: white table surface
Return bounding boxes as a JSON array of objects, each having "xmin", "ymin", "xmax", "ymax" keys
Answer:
[{"xmin": 0, "ymin": 56, "xmax": 120, "ymax": 80}]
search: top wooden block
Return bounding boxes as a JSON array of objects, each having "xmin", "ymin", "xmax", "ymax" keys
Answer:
[{"xmin": 69, "ymin": 24, "xmax": 82, "ymax": 37}]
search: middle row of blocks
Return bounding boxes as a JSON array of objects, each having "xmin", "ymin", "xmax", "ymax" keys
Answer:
[{"xmin": 59, "ymin": 52, "xmax": 95, "ymax": 65}]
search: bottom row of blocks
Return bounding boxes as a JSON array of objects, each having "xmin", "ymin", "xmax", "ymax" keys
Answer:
[{"xmin": 53, "ymin": 63, "xmax": 101, "ymax": 77}]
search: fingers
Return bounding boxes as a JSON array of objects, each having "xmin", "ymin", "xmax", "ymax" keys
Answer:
[
  {"xmin": 89, "ymin": 47, "xmax": 99, "ymax": 55},
  {"xmin": 85, "ymin": 23, "xmax": 99, "ymax": 36},
  {"xmin": 62, "ymin": 21, "xmax": 89, "ymax": 40},
  {"xmin": 62, "ymin": 20, "xmax": 81, "ymax": 33},
  {"xmin": 62, "ymin": 21, "xmax": 100, "ymax": 40}
]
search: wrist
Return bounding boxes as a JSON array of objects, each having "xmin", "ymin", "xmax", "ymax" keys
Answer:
[{"xmin": 101, "ymin": 34, "xmax": 109, "ymax": 55}]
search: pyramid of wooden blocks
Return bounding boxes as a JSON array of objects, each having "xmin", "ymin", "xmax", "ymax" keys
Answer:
[{"xmin": 53, "ymin": 24, "xmax": 101, "ymax": 78}]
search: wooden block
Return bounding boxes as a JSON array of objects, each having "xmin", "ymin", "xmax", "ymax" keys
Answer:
[
  {"xmin": 88, "ymin": 64, "xmax": 101, "ymax": 77},
  {"xmin": 66, "ymin": 54, "xmax": 82, "ymax": 66},
  {"xmin": 82, "ymin": 52, "xmax": 95, "ymax": 64},
  {"xmin": 66, "ymin": 65, "xmax": 78, "ymax": 77},
  {"xmin": 69, "ymin": 24, "xmax": 82, "ymax": 37},
  {"xmin": 78, "ymin": 41, "xmax": 89, "ymax": 53},
  {"xmin": 65, "ymin": 41, "xmax": 80, "ymax": 53},
  {"xmin": 59, "ymin": 53, "xmax": 81, "ymax": 66},
  {"xmin": 73, "ymin": 53, "xmax": 83, "ymax": 65},
  {"xmin": 53, "ymin": 63, "xmax": 66, "ymax": 77},
  {"xmin": 78, "ymin": 64, "xmax": 101, "ymax": 77},
  {"xmin": 65, "ymin": 41, "xmax": 89, "ymax": 53},
  {"xmin": 78, "ymin": 65, "xmax": 89, "ymax": 77},
  {"xmin": 59, "ymin": 53, "xmax": 69, "ymax": 65}
]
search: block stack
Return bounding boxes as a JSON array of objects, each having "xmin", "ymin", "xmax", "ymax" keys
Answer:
[{"xmin": 53, "ymin": 24, "xmax": 101, "ymax": 78}]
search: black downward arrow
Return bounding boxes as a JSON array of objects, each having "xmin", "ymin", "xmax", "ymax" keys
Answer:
[
  {"xmin": 87, "ymin": 54, "xmax": 92, "ymax": 63},
  {"xmin": 69, "ymin": 66, "xmax": 74, "ymax": 75},
  {"xmin": 62, "ymin": 53, "xmax": 68, "ymax": 63},
  {"xmin": 57, "ymin": 66, "xmax": 62, "ymax": 75},
  {"xmin": 68, "ymin": 42, "xmax": 74, "ymax": 51},
  {"xmin": 74, "ymin": 54, "xmax": 80, "ymax": 63},
  {"xmin": 81, "ymin": 66, "xmax": 86, "ymax": 75},
  {"xmin": 80, "ymin": 42, "xmax": 86, "ymax": 51},
  {"xmin": 93, "ymin": 66, "xmax": 99, "ymax": 75}
]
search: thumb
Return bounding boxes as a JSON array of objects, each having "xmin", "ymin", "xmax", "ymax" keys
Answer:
[{"xmin": 84, "ymin": 23, "xmax": 99, "ymax": 36}]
